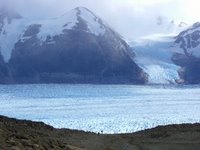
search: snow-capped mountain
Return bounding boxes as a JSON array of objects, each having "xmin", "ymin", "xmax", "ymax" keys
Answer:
[
  {"xmin": 0, "ymin": 7, "xmax": 147, "ymax": 84},
  {"xmin": 174, "ymin": 22, "xmax": 200, "ymax": 57},
  {"xmin": 0, "ymin": 7, "xmax": 107, "ymax": 62},
  {"xmin": 171, "ymin": 22, "xmax": 200, "ymax": 84}
]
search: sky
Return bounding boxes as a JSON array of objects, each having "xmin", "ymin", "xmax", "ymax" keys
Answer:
[{"xmin": 1, "ymin": 0, "xmax": 200, "ymax": 40}]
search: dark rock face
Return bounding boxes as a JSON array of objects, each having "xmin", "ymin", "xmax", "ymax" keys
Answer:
[
  {"xmin": 172, "ymin": 54, "xmax": 200, "ymax": 84},
  {"xmin": 171, "ymin": 53, "xmax": 191, "ymax": 67},
  {"xmin": 0, "ymin": 53, "xmax": 9, "ymax": 83},
  {"xmin": 183, "ymin": 59, "xmax": 200, "ymax": 84},
  {"xmin": 2, "ymin": 7, "xmax": 148, "ymax": 84},
  {"xmin": 9, "ymin": 30, "xmax": 146, "ymax": 84},
  {"xmin": 173, "ymin": 22, "xmax": 200, "ymax": 84}
]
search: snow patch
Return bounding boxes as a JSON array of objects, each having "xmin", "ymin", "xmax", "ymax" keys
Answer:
[
  {"xmin": 37, "ymin": 7, "xmax": 105, "ymax": 42},
  {"xmin": 37, "ymin": 9, "xmax": 78, "ymax": 42},
  {"xmin": 20, "ymin": 35, "xmax": 32, "ymax": 42}
]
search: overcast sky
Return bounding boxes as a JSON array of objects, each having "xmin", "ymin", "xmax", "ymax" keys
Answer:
[{"xmin": 1, "ymin": 0, "xmax": 200, "ymax": 39}]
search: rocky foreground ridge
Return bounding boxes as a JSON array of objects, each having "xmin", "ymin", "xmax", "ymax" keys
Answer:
[{"xmin": 1, "ymin": 115, "xmax": 200, "ymax": 150}]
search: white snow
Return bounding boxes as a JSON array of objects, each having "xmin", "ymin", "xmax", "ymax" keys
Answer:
[
  {"xmin": 37, "ymin": 7, "xmax": 105, "ymax": 42},
  {"xmin": 129, "ymin": 35, "xmax": 180, "ymax": 84},
  {"xmin": 77, "ymin": 7, "xmax": 105, "ymax": 36},
  {"xmin": 37, "ymin": 9, "xmax": 78, "ymax": 42},
  {"xmin": 0, "ymin": 84, "xmax": 200, "ymax": 134}
]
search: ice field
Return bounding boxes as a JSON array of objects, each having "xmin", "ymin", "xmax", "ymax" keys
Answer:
[{"xmin": 0, "ymin": 84, "xmax": 200, "ymax": 133}]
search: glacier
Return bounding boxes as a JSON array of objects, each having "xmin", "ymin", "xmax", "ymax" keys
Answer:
[
  {"xmin": 129, "ymin": 35, "xmax": 181, "ymax": 84},
  {"xmin": 0, "ymin": 84, "xmax": 200, "ymax": 134}
]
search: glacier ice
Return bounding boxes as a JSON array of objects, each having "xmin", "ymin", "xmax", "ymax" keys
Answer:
[
  {"xmin": 0, "ymin": 84, "xmax": 200, "ymax": 134},
  {"xmin": 129, "ymin": 35, "xmax": 181, "ymax": 84}
]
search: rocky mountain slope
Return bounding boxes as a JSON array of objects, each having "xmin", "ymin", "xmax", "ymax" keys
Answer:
[
  {"xmin": 0, "ymin": 7, "xmax": 147, "ymax": 84},
  {"xmin": 172, "ymin": 22, "xmax": 200, "ymax": 84}
]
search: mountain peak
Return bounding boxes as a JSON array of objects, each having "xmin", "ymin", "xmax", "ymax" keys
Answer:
[
  {"xmin": 33, "ymin": 6, "xmax": 106, "ymax": 41},
  {"xmin": 74, "ymin": 6, "xmax": 92, "ymax": 13},
  {"xmin": 61, "ymin": 7, "xmax": 97, "ymax": 19},
  {"xmin": 0, "ymin": 7, "xmax": 147, "ymax": 84},
  {"xmin": 75, "ymin": 7, "xmax": 97, "ymax": 17}
]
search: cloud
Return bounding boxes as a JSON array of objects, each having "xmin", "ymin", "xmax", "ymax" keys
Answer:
[{"xmin": 0, "ymin": 0, "xmax": 199, "ymax": 39}]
